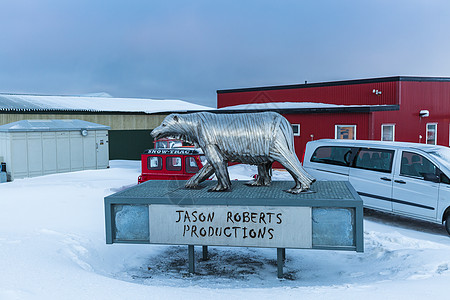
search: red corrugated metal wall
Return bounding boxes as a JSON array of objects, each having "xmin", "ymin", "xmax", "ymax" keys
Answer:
[
  {"xmin": 217, "ymin": 81, "xmax": 399, "ymax": 108},
  {"xmin": 371, "ymin": 81, "xmax": 450, "ymax": 146},
  {"xmin": 284, "ymin": 113, "xmax": 370, "ymax": 159}
]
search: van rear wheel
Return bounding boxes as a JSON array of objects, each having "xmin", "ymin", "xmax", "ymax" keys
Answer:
[{"xmin": 445, "ymin": 214, "xmax": 450, "ymax": 235}]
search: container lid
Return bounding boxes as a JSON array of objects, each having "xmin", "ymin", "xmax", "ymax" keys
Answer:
[{"xmin": 0, "ymin": 119, "xmax": 110, "ymax": 132}]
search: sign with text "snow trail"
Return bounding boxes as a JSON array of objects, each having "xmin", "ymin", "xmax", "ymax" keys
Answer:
[{"xmin": 149, "ymin": 205, "xmax": 312, "ymax": 248}]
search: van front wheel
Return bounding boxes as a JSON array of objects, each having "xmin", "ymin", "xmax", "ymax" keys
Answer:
[{"xmin": 445, "ymin": 214, "xmax": 450, "ymax": 235}]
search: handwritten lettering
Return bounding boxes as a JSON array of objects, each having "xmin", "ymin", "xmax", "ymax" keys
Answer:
[
  {"xmin": 176, "ymin": 210, "xmax": 215, "ymax": 223},
  {"xmin": 276, "ymin": 213, "xmax": 282, "ymax": 224},
  {"xmin": 182, "ymin": 225, "xmax": 278, "ymax": 240},
  {"xmin": 175, "ymin": 208, "xmax": 285, "ymax": 241},
  {"xmin": 224, "ymin": 211, "xmax": 282, "ymax": 224}
]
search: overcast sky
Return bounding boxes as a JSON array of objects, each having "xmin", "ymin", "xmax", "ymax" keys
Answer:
[{"xmin": 1, "ymin": 0, "xmax": 449, "ymax": 107}]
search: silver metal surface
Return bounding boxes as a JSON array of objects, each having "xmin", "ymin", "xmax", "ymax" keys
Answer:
[{"xmin": 151, "ymin": 112, "xmax": 315, "ymax": 193}]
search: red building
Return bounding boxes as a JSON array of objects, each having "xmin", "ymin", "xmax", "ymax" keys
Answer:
[{"xmin": 217, "ymin": 76, "xmax": 450, "ymax": 157}]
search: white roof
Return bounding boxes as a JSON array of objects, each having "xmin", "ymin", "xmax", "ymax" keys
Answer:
[
  {"xmin": 219, "ymin": 102, "xmax": 389, "ymax": 110},
  {"xmin": 0, "ymin": 119, "xmax": 110, "ymax": 132},
  {"xmin": 0, "ymin": 94, "xmax": 213, "ymax": 114}
]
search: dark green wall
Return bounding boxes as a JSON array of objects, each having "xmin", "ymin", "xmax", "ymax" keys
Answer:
[{"xmin": 109, "ymin": 130, "xmax": 154, "ymax": 160}]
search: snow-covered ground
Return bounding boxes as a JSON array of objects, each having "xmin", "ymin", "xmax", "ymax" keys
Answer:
[{"xmin": 1, "ymin": 161, "xmax": 449, "ymax": 300}]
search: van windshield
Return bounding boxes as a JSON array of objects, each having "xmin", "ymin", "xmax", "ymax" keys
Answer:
[{"xmin": 425, "ymin": 148, "xmax": 450, "ymax": 169}]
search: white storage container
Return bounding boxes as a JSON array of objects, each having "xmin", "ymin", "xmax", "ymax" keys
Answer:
[{"xmin": 0, "ymin": 120, "xmax": 110, "ymax": 180}]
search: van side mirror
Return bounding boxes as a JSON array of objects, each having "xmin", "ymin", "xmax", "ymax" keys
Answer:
[{"xmin": 423, "ymin": 173, "xmax": 440, "ymax": 183}]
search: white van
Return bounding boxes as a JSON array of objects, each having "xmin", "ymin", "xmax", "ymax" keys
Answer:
[{"xmin": 303, "ymin": 139, "xmax": 450, "ymax": 234}]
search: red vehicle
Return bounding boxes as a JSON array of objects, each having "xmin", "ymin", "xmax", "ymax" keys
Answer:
[{"xmin": 138, "ymin": 148, "xmax": 206, "ymax": 183}]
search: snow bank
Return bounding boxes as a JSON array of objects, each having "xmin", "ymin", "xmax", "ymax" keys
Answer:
[{"xmin": 1, "ymin": 162, "xmax": 449, "ymax": 299}]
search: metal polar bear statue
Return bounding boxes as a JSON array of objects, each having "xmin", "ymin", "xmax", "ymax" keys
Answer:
[{"xmin": 151, "ymin": 111, "xmax": 315, "ymax": 194}]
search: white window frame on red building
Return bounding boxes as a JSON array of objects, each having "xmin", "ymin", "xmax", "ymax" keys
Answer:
[
  {"xmin": 381, "ymin": 124, "xmax": 395, "ymax": 141},
  {"xmin": 292, "ymin": 124, "xmax": 300, "ymax": 136},
  {"xmin": 335, "ymin": 125, "xmax": 356, "ymax": 140},
  {"xmin": 426, "ymin": 123, "xmax": 437, "ymax": 145},
  {"xmin": 448, "ymin": 124, "xmax": 450, "ymax": 147}
]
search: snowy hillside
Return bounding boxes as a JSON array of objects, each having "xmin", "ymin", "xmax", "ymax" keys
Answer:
[{"xmin": 1, "ymin": 161, "xmax": 449, "ymax": 300}]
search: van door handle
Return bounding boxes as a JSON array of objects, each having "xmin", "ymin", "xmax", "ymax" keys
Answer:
[
  {"xmin": 394, "ymin": 180, "xmax": 406, "ymax": 184},
  {"xmin": 380, "ymin": 177, "xmax": 391, "ymax": 181}
]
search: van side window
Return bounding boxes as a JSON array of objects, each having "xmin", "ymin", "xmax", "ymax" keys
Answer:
[
  {"xmin": 310, "ymin": 146, "xmax": 353, "ymax": 166},
  {"xmin": 166, "ymin": 156, "xmax": 182, "ymax": 171},
  {"xmin": 440, "ymin": 172, "xmax": 450, "ymax": 184},
  {"xmin": 353, "ymin": 148, "xmax": 394, "ymax": 173},
  {"xmin": 185, "ymin": 157, "xmax": 199, "ymax": 173},
  {"xmin": 148, "ymin": 156, "xmax": 162, "ymax": 170},
  {"xmin": 400, "ymin": 152, "xmax": 438, "ymax": 180}
]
